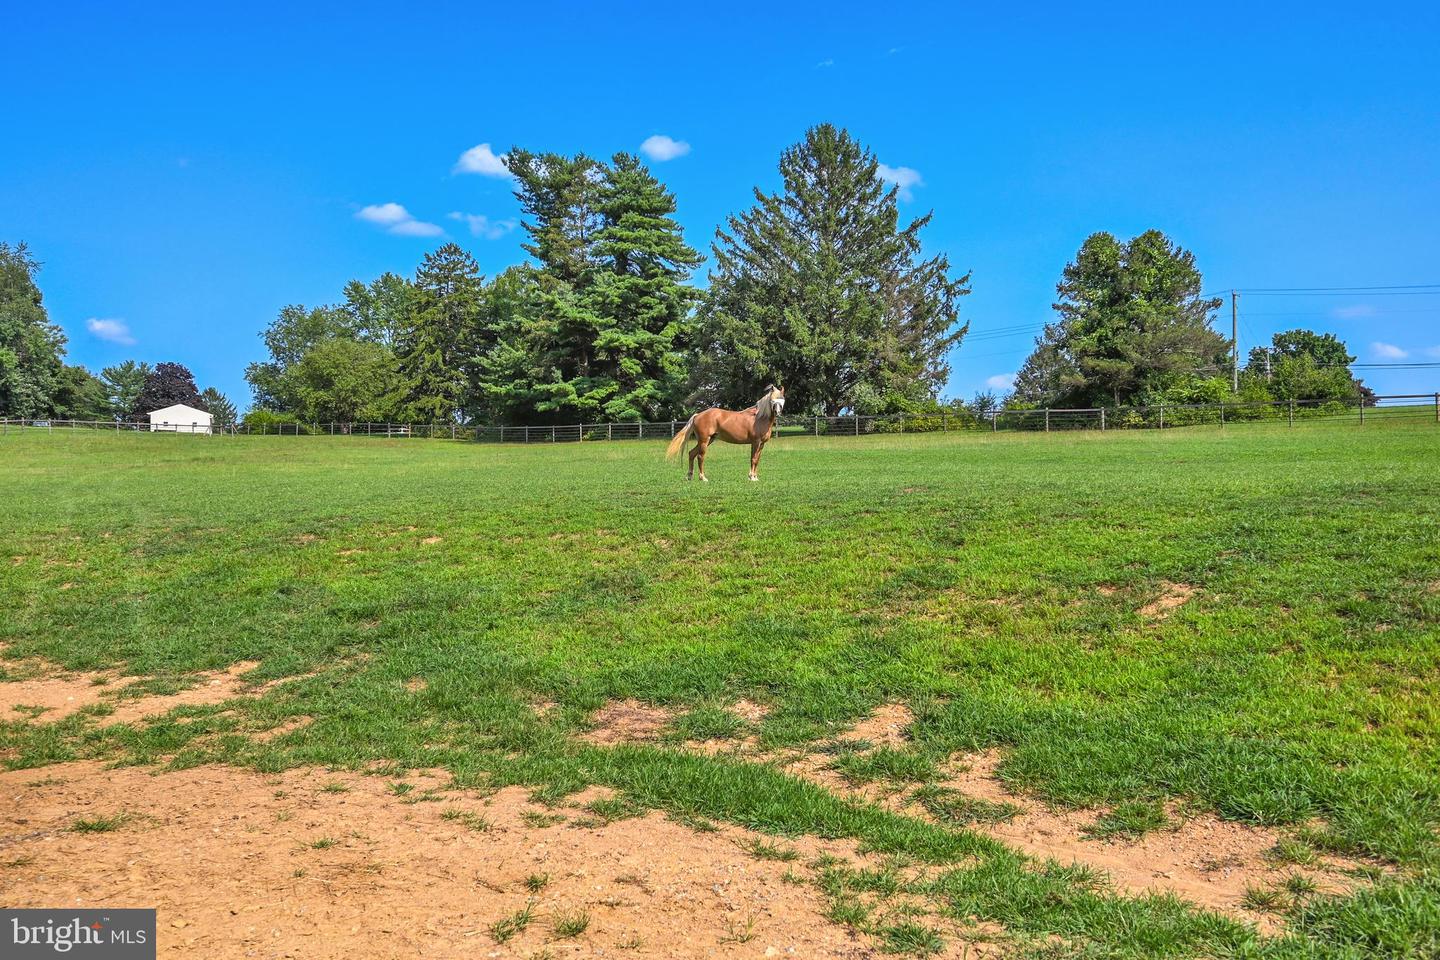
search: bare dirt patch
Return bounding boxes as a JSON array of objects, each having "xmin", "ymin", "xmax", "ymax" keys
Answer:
[
  {"xmin": 0, "ymin": 762, "xmax": 884, "ymax": 959},
  {"xmin": 1139, "ymin": 581, "xmax": 1197, "ymax": 619},
  {"xmin": 768, "ymin": 707, "xmax": 1363, "ymax": 922},
  {"xmin": 845, "ymin": 702, "xmax": 914, "ymax": 748},
  {"xmin": 251, "ymin": 716, "xmax": 314, "ymax": 743},
  {"xmin": 729, "ymin": 699, "xmax": 770, "ymax": 724},
  {"xmin": 580, "ymin": 699, "xmax": 674, "ymax": 745},
  {"xmin": 0, "ymin": 661, "xmax": 264, "ymax": 724},
  {"xmin": 927, "ymin": 749, "xmax": 1361, "ymax": 918}
]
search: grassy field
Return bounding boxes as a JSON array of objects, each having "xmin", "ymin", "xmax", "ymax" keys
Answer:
[{"xmin": 3, "ymin": 423, "xmax": 1438, "ymax": 957}]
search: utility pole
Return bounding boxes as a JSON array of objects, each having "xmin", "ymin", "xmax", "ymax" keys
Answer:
[{"xmin": 1231, "ymin": 290, "xmax": 1240, "ymax": 393}]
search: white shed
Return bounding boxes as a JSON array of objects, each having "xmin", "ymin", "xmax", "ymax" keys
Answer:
[{"xmin": 147, "ymin": 403, "xmax": 213, "ymax": 434}]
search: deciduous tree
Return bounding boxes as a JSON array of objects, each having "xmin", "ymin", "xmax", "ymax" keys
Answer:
[
  {"xmin": 129, "ymin": 361, "xmax": 203, "ymax": 418},
  {"xmin": 0, "ymin": 241, "xmax": 65, "ymax": 417},
  {"xmin": 1013, "ymin": 231, "xmax": 1226, "ymax": 407}
]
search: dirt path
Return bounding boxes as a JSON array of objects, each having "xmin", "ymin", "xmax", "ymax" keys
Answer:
[{"xmin": 1, "ymin": 762, "xmax": 900, "ymax": 959}]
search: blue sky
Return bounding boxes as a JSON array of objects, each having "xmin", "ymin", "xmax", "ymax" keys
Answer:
[{"xmin": 4, "ymin": 2, "xmax": 1438, "ymax": 409}]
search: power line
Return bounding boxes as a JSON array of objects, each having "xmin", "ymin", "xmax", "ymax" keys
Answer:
[
  {"xmin": 1240, "ymin": 291, "xmax": 1440, "ymax": 297},
  {"xmin": 1237, "ymin": 284, "xmax": 1440, "ymax": 292}
]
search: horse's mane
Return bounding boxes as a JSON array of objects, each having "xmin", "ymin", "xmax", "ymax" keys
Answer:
[{"xmin": 754, "ymin": 386, "xmax": 776, "ymax": 419}]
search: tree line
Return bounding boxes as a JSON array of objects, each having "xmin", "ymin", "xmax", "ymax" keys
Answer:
[
  {"xmin": 0, "ymin": 242, "xmax": 236, "ymax": 425},
  {"xmin": 1, "ymin": 124, "xmax": 1372, "ymax": 427},
  {"xmin": 242, "ymin": 125, "xmax": 972, "ymax": 428}
]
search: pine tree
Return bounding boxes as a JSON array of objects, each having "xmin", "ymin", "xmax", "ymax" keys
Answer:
[
  {"xmin": 583, "ymin": 153, "xmax": 702, "ymax": 419},
  {"xmin": 0, "ymin": 242, "xmax": 66, "ymax": 417},
  {"xmin": 200, "ymin": 387, "xmax": 237, "ymax": 427},
  {"xmin": 485, "ymin": 151, "xmax": 702, "ymax": 423},
  {"xmin": 504, "ymin": 150, "xmax": 607, "ymax": 421},
  {"xmin": 101, "ymin": 360, "xmax": 153, "ymax": 420},
  {"xmin": 397, "ymin": 243, "xmax": 484, "ymax": 423},
  {"xmin": 695, "ymin": 124, "xmax": 970, "ymax": 416}
]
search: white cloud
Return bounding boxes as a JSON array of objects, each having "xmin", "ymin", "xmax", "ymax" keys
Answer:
[
  {"xmin": 454, "ymin": 142, "xmax": 513, "ymax": 177},
  {"xmin": 877, "ymin": 162, "xmax": 924, "ymax": 201},
  {"xmin": 815, "ymin": 58, "xmax": 835, "ymax": 68},
  {"xmin": 1371, "ymin": 342, "xmax": 1408, "ymax": 359},
  {"xmin": 1332, "ymin": 304, "xmax": 1376, "ymax": 319},
  {"xmin": 355, "ymin": 202, "xmax": 444, "ymax": 237},
  {"xmin": 86, "ymin": 318, "xmax": 135, "ymax": 345},
  {"xmin": 447, "ymin": 212, "xmax": 518, "ymax": 240},
  {"xmin": 639, "ymin": 134, "xmax": 691, "ymax": 162},
  {"xmin": 985, "ymin": 373, "xmax": 1016, "ymax": 391}
]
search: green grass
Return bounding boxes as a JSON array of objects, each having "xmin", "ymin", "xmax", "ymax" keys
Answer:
[
  {"xmin": 489, "ymin": 900, "xmax": 535, "ymax": 943},
  {"xmin": 911, "ymin": 784, "xmax": 1020, "ymax": 826},
  {"xmin": 1084, "ymin": 800, "xmax": 1172, "ymax": 840},
  {"xmin": 3, "ymin": 425, "xmax": 1440, "ymax": 957},
  {"xmin": 737, "ymin": 836, "xmax": 800, "ymax": 862},
  {"xmin": 551, "ymin": 909, "xmax": 589, "ymax": 939},
  {"xmin": 70, "ymin": 813, "xmax": 129, "ymax": 833}
]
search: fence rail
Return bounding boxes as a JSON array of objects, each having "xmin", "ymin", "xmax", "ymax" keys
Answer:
[{"xmin": 4, "ymin": 394, "xmax": 1437, "ymax": 442}]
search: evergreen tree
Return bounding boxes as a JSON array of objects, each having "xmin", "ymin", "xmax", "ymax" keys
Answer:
[
  {"xmin": 101, "ymin": 360, "xmax": 153, "ymax": 420},
  {"xmin": 584, "ymin": 153, "xmax": 703, "ymax": 419},
  {"xmin": 1013, "ymin": 231, "xmax": 1226, "ymax": 407},
  {"xmin": 508, "ymin": 149, "xmax": 601, "ymax": 287},
  {"xmin": 695, "ymin": 124, "xmax": 970, "ymax": 416},
  {"xmin": 396, "ymin": 243, "xmax": 483, "ymax": 422},
  {"xmin": 470, "ymin": 266, "xmax": 544, "ymax": 421},
  {"xmin": 200, "ymin": 387, "xmax": 238, "ymax": 428},
  {"xmin": 0, "ymin": 241, "xmax": 66, "ymax": 417},
  {"xmin": 129, "ymin": 361, "xmax": 203, "ymax": 418},
  {"xmin": 503, "ymin": 150, "xmax": 607, "ymax": 421},
  {"xmin": 481, "ymin": 151, "xmax": 702, "ymax": 423}
]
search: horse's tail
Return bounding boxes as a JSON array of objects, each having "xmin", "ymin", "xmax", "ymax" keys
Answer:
[{"xmin": 665, "ymin": 416, "xmax": 695, "ymax": 461}]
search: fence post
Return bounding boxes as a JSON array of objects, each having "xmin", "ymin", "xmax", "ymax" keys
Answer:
[
  {"xmin": 942, "ymin": 409, "xmax": 948, "ymax": 432},
  {"xmin": 854, "ymin": 415, "xmax": 860, "ymax": 436},
  {"xmin": 1359, "ymin": 398, "xmax": 1365, "ymax": 426},
  {"xmin": 1435, "ymin": 393, "xmax": 1439, "ymax": 423},
  {"xmin": 1288, "ymin": 401, "xmax": 1294, "ymax": 427},
  {"xmin": 1219, "ymin": 404, "xmax": 1225, "ymax": 428},
  {"xmin": 607, "ymin": 422, "xmax": 612, "ymax": 441},
  {"xmin": 1158, "ymin": 405, "xmax": 1165, "ymax": 430},
  {"xmin": 991, "ymin": 410, "xmax": 997, "ymax": 432},
  {"xmin": 1044, "ymin": 408, "xmax": 1050, "ymax": 432},
  {"xmin": 1100, "ymin": 407, "xmax": 1106, "ymax": 431}
]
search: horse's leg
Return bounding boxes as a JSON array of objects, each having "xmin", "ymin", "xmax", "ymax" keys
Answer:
[
  {"xmin": 749, "ymin": 440, "xmax": 763, "ymax": 481},
  {"xmin": 686, "ymin": 434, "xmax": 699, "ymax": 480},
  {"xmin": 696, "ymin": 436, "xmax": 710, "ymax": 482}
]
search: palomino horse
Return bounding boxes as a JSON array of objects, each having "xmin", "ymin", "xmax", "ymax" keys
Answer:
[{"xmin": 665, "ymin": 386, "xmax": 786, "ymax": 481}]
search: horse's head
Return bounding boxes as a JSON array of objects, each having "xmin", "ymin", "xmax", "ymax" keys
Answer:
[{"xmin": 758, "ymin": 385, "xmax": 786, "ymax": 418}]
